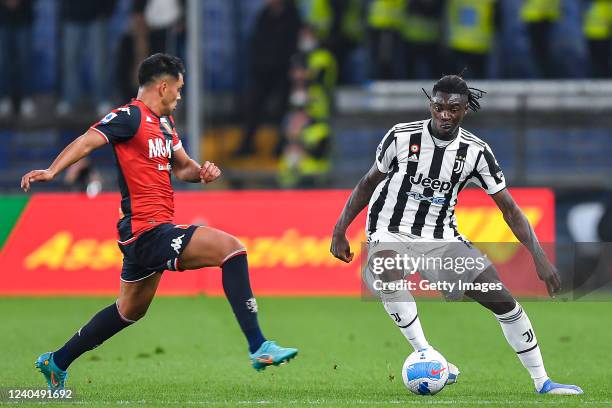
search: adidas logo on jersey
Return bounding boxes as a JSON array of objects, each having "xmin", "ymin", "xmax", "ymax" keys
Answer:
[
  {"xmin": 410, "ymin": 173, "xmax": 451, "ymax": 193},
  {"xmin": 407, "ymin": 153, "xmax": 419, "ymax": 162}
]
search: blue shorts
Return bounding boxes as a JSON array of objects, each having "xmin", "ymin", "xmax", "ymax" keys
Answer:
[{"xmin": 118, "ymin": 223, "xmax": 199, "ymax": 282}]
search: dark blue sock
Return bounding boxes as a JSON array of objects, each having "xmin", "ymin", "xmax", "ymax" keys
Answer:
[
  {"xmin": 53, "ymin": 302, "xmax": 133, "ymax": 370},
  {"xmin": 222, "ymin": 253, "xmax": 266, "ymax": 353}
]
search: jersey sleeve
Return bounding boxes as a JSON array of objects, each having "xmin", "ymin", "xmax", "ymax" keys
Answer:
[
  {"xmin": 472, "ymin": 144, "xmax": 506, "ymax": 195},
  {"xmin": 90, "ymin": 105, "xmax": 141, "ymax": 144},
  {"xmin": 375, "ymin": 127, "xmax": 397, "ymax": 173}
]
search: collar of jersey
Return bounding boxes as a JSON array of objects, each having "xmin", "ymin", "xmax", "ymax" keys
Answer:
[
  {"xmin": 132, "ymin": 98, "xmax": 164, "ymax": 120},
  {"xmin": 423, "ymin": 119, "xmax": 461, "ymax": 150}
]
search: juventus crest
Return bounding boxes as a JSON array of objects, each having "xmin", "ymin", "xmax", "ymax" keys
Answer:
[{"xmin": 453, "ymin": 155, "xmax": 465, "ymax": 174}]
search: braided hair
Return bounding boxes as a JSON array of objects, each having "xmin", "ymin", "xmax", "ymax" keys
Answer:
[{"xmin": 422, "ymin": 75, "xmax": 486, "ymax": 112}]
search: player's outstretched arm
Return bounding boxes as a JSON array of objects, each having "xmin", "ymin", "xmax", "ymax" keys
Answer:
[
  {"xmin": 492, "ymin": 189, "xmax": 561, "ymax": 297},
  {"xmin": 172, "ymin": 147, "xmax": 221, "ymax": 184},
  {"xmin": 20, "ymin": 129, "xmax": 107, "ymax": 192},
  {"xmin": 331, "ymin": 163, "xmax": 386, "ymax": 263}
]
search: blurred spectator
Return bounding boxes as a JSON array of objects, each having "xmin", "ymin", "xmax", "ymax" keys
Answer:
[
  {"xmin": 116, "ymin": 0, "xmax": 185, "ymax": 102},
  {"xmin": 367, "ymin": 0, "xmax": 406, "ymax": 79},
  {"xmin": 402, "ymin": 0, "xmax": 444, "ymax": 79},
  {"xmin": 301, "ymin": 0, "xmax": 364, "ymax": 84},
  {"xmin": 583, "ymin": 0, "xmax": 612, "ymax": 78},
  {"xmin": 236, "ymin": 0, "xmax": 301, "ymax": 157},
  {"xmin": 279, "ymin": 26, "xmax": 337, "ymax": 188},
  {"xmin": 133, "ymin": 0, "xmax": 184, "ymax": 55},
  {"xmin": 295, "ymin": 25, "xmax": 338, "ymax": 121},
  {"xmin": 279, "ymin": 113, "xmax": 332, "ymax": 187},
  {"xmin": 0, "ymin": 0, "xmax": 35, "ymax": 118},
  {"xmin": 57, "ymin": 0, "xmax": 117, "ymax": 117},
  {"xmin": 64, "ymin": 158, "xmax": 102, "ymax": 198},
  {"xmin": 520, "ymin": 0, "xmax": 562, "ymax": 78},
  {"xmin": 446, "ymin": 0, "xmax": 500, "ymax": 79}
]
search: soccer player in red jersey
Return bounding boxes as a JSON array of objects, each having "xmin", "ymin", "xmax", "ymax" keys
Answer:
[{"xmin": 21, "ymin": 54, "xmax": 297, "ymax": 390}]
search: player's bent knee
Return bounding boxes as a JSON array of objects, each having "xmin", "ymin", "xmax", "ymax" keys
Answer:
[
  {"xmin": 219, "ymin": 235, "xmax": 247, "ymax": 265},
  {"xmin": 369, "ymin": 250, "xmax": 405, "ymax": 282},
  {"xmin": 117, "ymin": 301, "xmax": 149, "ymax": 322},
  {"xmin": 381, "ymin": 286, "xmax": 414, "ymax": 302},
  {"xmin": 364, "ymin": 249, "xmax": 415, "ymax": 300},
  {"xmin": 120, "ymin": 307, "xmax": 147, "ymax": 322},
  {"xmin": 227, "ymin": 235, "xmax": 245, "ymax": 252}
]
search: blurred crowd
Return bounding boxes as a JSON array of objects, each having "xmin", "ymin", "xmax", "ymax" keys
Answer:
[
  {"xmin": 2, "ymin": 0, "xmax": 612, "ymax": 114},
  {"xmin": 240, "ymin": 0, "xmax": 337, "ymax": 188},
  {"xmin": 2, "ymin": 0, "xmax": 612, "ymax": 188},
  {"xmin": 0, "ymin": 0, "xmax": 185, "ymax": 119},
  {"xmin": 243, "ymin": 0, "xmax": 612, "ymax": 187}
]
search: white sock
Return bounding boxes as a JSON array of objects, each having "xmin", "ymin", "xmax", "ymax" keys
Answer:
[
  {"xmin": 381, "ymin": 287, "xmax": 430, "ymax": 351},
  {"xmin": 495, "ymin": 302, "xmax": 548, "ymax": 390}
]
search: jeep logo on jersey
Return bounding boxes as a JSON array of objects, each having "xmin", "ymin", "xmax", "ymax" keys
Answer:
[
  {"xmin": 148, "ymin": 138, "xmax": 173, "ymax": 159},
  {"xmin": 409, "ymin": 173, "xmax": 451, "ymax": 193}
]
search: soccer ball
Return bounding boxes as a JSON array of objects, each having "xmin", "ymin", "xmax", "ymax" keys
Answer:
[{"xmin": 401, "ymin": 348, "xmax": 449, "ymax": 395}]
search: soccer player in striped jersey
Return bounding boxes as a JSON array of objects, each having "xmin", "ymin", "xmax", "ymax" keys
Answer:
[
  {"xmin": 331, "ymin": 75, "xmax": 582, "ymax": 395},
  {"xmin": 22, "ymin": 54, "xmax": 297, "ymax": 391}
]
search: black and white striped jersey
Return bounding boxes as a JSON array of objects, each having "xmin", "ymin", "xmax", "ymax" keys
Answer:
[{"xmin": 367, "ymin": 120, "xmax": 506, "ymax": 240}]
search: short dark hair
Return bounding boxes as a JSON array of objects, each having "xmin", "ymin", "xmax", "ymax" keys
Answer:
[
  {"xmin": 137, "ymin": 53, "xmax": 185, "ymax": 86},
  {"xmin": 427, "ymin": 74, "xmax": 486, "ymax": 112}
]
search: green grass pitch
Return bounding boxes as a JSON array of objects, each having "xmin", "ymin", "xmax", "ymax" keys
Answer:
[{"xmin": 0, "ymin": 297, "xmax": 609, "ymax": 407}]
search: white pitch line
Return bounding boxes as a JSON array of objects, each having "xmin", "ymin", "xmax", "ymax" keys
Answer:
[{"xmin": 50, "ymin": 399, "xmax": 611, "ymax": 406}]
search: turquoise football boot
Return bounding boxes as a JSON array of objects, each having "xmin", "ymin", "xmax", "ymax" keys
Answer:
[
  {"xmin": 249, "ymin": 341, "xmax": 298, "ymax": 371},
  {"xmin": 35, "ymin": 352, "xmax": 68, "ymax": 390}
]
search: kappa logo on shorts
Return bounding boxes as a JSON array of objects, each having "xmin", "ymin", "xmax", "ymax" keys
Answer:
[{"xmin": 171, "ymin": 234, "xmax": 186, "ymax": 254}]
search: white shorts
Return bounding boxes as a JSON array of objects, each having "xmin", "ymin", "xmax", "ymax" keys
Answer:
[{"xmin": 364, "ymin": 229, "xmax": 492, "ymax": 300}]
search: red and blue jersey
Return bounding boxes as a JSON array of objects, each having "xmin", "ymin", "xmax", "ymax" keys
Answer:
[{"xmin": 90, "ymin": 99, "xmax": 182, "ymax": 243}]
